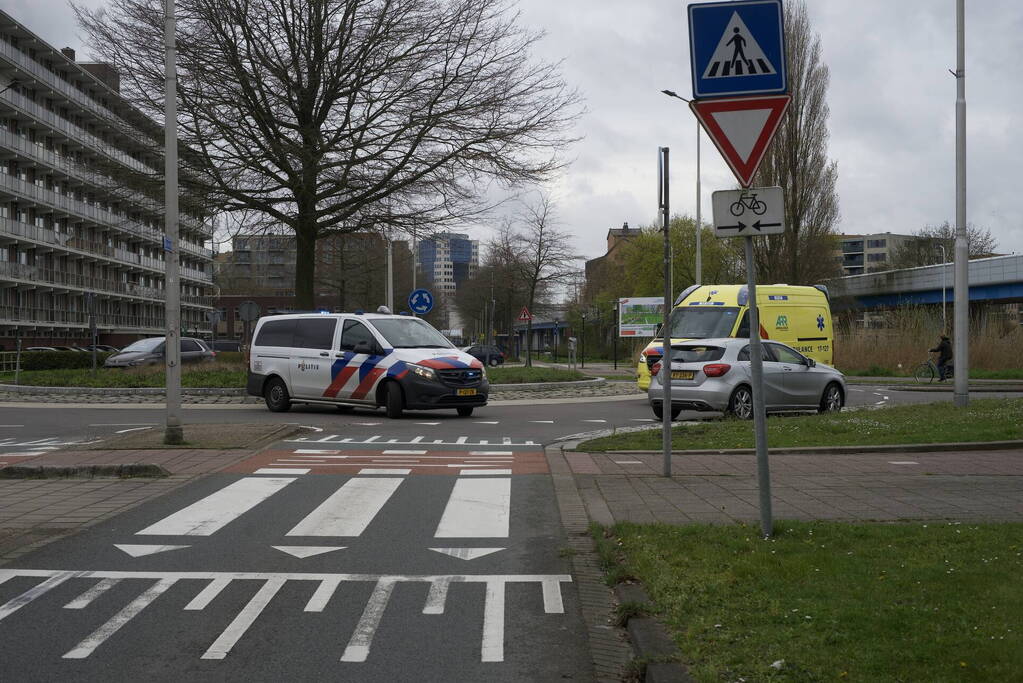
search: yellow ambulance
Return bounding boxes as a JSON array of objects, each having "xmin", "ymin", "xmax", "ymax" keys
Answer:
[{"xmin": 635, "ymin": 284, "xmax": 834, "ymax": 390}]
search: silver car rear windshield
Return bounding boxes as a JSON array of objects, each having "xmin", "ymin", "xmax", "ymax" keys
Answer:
[
  {"xmin": 120, "ymin": 338, "xmax": 164, "ymax": 353},
  {"xmin": 671, "ymin": 345, "xmax": 726, "ymax": 362},
  {"xmin": 370, "ymin": 318, "xmax": 454, "ymax": 349},
  {"xmin": 668, "ymin": 307, "xmax": 740, "ymax": 338}
]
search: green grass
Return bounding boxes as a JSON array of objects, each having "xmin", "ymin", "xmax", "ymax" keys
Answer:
[
  {"xmin": 598, "ymin": 520, "xmax": 1023, "ymax": 682},
  {"xmin": 841, "ymin": 367, "xmax": 1023, "ymax": 380},
  {"xmin": 486, "ymin": 366, "xmax": 586, "ymax": 383},
  {"xmin": 0, "ymin": 364, "xmax": 247, "ymax": 388},
  {"xmin": 578, "ymin": 398, "xmax": 1023, "ymax": 451}
]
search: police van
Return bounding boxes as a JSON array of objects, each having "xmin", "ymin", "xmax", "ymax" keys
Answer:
[
  {"xmin": 636, "ymin": 284, "xmax": 833, "ymax": 390},
  {"xmin": 247, "ymin": 310, "xmax": 489, "ymax": 418}
]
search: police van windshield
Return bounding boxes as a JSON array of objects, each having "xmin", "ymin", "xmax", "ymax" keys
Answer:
[
  {"xmin": 370, "ymin": 318, "xmax": 454, "ymax": 349},
  {"xmin": 667, "ymin": 306, "xmax": 740, "ymax": 338}
]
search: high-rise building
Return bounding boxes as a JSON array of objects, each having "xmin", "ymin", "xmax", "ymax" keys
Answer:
[
  {"xmin": 0, "ymin": 11, "xmax": 214, "ymax": 348},
  {"xmin": 417, "ymin": 232, "xmax": 479, "ymax": 299}
]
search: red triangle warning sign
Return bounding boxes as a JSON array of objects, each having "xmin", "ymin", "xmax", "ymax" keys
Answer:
[
  {"xmin": 690, "ymin": 95, "xmax": 790, "ymax": 188},
  {"xmin": 517, "ymin": 306, "xmax": 532, "ymax": 322}
]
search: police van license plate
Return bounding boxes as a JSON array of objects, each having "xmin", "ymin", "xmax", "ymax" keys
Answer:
[
  {"xmin": 457, "ymin": 388, "xmax": 477, "ymax": 396},
  {"xmin": 671, "ymin": 370, "xmax": 695, "ymax": 380}
]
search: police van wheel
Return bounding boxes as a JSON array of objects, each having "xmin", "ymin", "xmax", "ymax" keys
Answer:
[
  {"xmin": 385, "ymin": 383, "xmax": 404, "ymax": 419},
  {"xmin": 457, "ymin": 406, "xmax": 474, "ymax": 417},
  {"xmin": 264, "ymin": 377, "xmax": 291, "ymax": 413}
]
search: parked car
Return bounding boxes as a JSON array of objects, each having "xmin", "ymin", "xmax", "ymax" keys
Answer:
[
  {"xmin": 80, "ymin": 345, "xmax": 119, "ymax": 353},
  {"xmin": 247, "ymin": 312, "xmax": 488, "ymax": 418},
  {"xmin": 104, "ymin": 337, "xmax": 216, "ymax": 368},
  {"xmin": 212, "ymin": 340, "xmax": 242, "ymax": 352},
  {"xmin": 647, "ymin": 338, "xmax": 845, "ymax": 420},
  {"xmin": 25, "ymin": 346, "xmax": 59, "ymax": 352},
  {"xmin": 51, "ymin": 346, "xmax": 84, "ymax": 352},
  {"xmin": 462, "ymin": 344, "xmax": 506, "ymax": 367}
]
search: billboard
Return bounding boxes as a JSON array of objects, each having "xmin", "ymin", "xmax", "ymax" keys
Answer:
[{"xmin": 618, "ymin": 297, "xmax": 665, "ymax": 337}]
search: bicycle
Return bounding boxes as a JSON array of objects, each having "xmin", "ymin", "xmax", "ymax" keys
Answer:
[
  {"xmin": 729, "ymin": 191, "xmax": 767, "ymax": 216},
  {"xmin": 913, "ymin": 357, "xmax": 954, "ymax": 384}
]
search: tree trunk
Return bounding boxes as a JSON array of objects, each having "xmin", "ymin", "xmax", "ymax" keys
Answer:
[{"xmin": 295, "ymin": 219, "xmax": 317, "ymax": 310}]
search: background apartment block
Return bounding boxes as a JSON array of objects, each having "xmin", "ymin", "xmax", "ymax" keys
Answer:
[
  {"xmin": 0, "ymin": 11, "xmax": 214, "ymax": 348},
  {"xmin": 417, "ymin": 232, "xmax": 478, "ymax": 333},
  {"xmin": 836, "ymin": 232, "xmax": 918, "ymax": 275}
]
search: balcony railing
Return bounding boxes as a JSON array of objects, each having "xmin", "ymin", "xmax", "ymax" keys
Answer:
[{"xmin": 0, "ymin": 305, "xmax": 170, "ymax": 330}]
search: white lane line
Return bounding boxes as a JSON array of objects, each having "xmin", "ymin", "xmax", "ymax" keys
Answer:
[
  {"xmin": 435, "ymin": 478, "xmax": 511, "ymax": 538},
  {"xmin": 529, "ymin": 420, "xmax": 554, "ymax": 424},
  {"xmin": 88, "ymin": 423, "xmax": 156, "ymax": 427},
  {"xmin": 385, "ymin": 439, "xmax": 398, "ymax": 444},
  {"xmin": 0, "ymin": 425, "xmax": 24, "ymax": 427},
  {"xmin": 0, "ymin": 571, "xmax": 78, "ymax": 623},
  {"xmin": 185, "ymin": 578, "xmax": 232, "ymax": 611},
  {"xmin": 456, "ymin": 436, "xmax": 468, "ymax": 444},
  {"xmin": 582, "ymin": 419, "xmax": 607, "ymax": 423},
  {"xmin": 416, "ymin": 422, "xmax": 441, "ymax": 426},
  {"xmin": 460, "ymin": 469, "xmax": 513, "ymax": 475},
  {"xmin": 409, "ymin": 436, "xmax": 424, "ymax": 444},
  {"xmin": 341, "ymin": 577, "xmax": 397, "ymax": 662},
  {"xmin": 614, "ymin": 460, "xmax": 643, "ymax": 465},
  {"xmin": 631, "ymin": 418, "xmax": 655, "ymax": 422},
  {"xmin": 358, "ymin": 468, "xmax": 412, "ymax": 475},
  {"xmin": 381, "ymin": 449, "xmax": 427, "ymax": 455},
  {"xmin": 482, "ymin": 579, "xmax": 506, "ymax": 662},
  {"xmin": 64, "ymin": 578, "xmax": 177, "ymax": 659},
  {"xmin": 64, "ymin": 578, "xmax": 121, "ymax": 609},
  {"xmin": 202, "ymin": 578, "xmax": 285, "ymax": 660},
  {"xmin": 287, "ymin": 478, "xmax": 403, "ymax": 537},
  {"xmin": 295, "ymin": 449, "xmax": 341, "ymax": 455},
  {"xmin": 115, "ymin": 427, "xmax": 152, "ymax": 434},
  {"xmin": 889, "ymin": 461, "xmax": 919, "ymax": 465},
  {"xmin": 354, "ymin": 423, "xmax": 381, "ymax": 426},
  {"xmin": 469, "ymin": 451, "xmax": 513, "ymax": 456},
  {"xmin": 137, "ymin": 478, "xmax": 295, "ymax": 536},
  {"xmin": 474, "ymin": 421, "xmax": 499, "ymax": 425},
  {"xmin": 364, "ymin": 436, "xmax": 380, "ymax": 442},
  {"xmin": 541, "ymin": 577, "xmax": 565, "ymax": 614},
  {"xmin": 254, "ymin": 468, "xmax": 311, "ymax": 475},
  {"xmin": 304, "ymin": 577, "xmax": 342, "ymax": 612},
  {"xmin": 422, "ymin": 577, "xmax": 451, "ymax": 614}
]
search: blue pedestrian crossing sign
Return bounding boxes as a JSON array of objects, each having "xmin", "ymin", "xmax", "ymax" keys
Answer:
[
  {"xmin": 689, "ymin": 0, "xmax": 787, "ymax": 99},
  {"xmin": 407, "ymin": 288, "xmax": 434, "ymax": 315}
]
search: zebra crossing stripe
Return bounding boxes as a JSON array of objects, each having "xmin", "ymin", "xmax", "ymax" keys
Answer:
[
  {"xmin": 435, "ymin": 478, "xmax": 511, "ymax": 538},
  {"xmin": 64, "ymin": 578, "xmax": 177, "ymax": 659},
  {"xmin": 137, "ymin": 477, "xmax": 295, "ymax": 537},
  {"xmin": 287, "ymin": 478, "xmax": 403, "ymax": 537}
]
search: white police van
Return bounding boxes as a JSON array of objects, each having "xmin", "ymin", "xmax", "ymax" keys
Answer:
[{"xmin": 246, "ymin": 311, "xmax": 489, "ymax": 418}]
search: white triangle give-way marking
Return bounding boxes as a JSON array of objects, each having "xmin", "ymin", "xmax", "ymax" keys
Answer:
[
  {"xmin": 115, "ymin": 544, "xmax": 190, "ymax": 557},
  {"xmin": 712, "ymin": 108, "xmax": 772, "ymax": 163},
  {"xmin": 272, "ymin": 545, "xmax": 347, "ymax": 558},
  {"xmin": 429, "ymin": 547, "xmax": 504, "ymax": 560}
]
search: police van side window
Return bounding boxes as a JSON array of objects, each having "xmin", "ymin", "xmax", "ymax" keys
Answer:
[
  {"xmin": 254, "ymin": 319, "xmax": 295, "ymax": 347},
  {"xmin": 339, "ymin": 320, "xmax": 376, "ymax": 352},
  {"xmin": 294, "ymin": 318, "xmax": 337, "ymax": 350}
]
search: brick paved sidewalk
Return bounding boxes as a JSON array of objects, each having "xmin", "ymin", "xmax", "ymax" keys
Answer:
[
  {"xmin": 564, "ymin": 448, "xmax": 1023, "ymax": 526},
  {"xmin": 0, "ymin": 448, "xmax": 252, "ymax": 564}
]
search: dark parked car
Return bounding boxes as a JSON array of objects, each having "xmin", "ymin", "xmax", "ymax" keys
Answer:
[
  {"xmin": 211, "ymin": 340, "xmax": 242, "ymax": 352},
  {"xmin": 462, "ymin": 344, "xmax": 506, "ymax": 367},
  {"xmin": 104, "ymin": 337, "xmax": 215, "ymax": 368}
]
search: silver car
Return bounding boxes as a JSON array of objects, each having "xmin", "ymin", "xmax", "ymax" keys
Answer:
[
  {"xmin": 104, "ymin": 337, "xmax": 215, "ymax": 368},
  {"xmin": 648, "ymin": 337, "xmax": 846, "ymax": 420}
]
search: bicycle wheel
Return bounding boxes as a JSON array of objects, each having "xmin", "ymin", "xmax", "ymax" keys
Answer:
[
  {"xmin": 751, "ymin": 200, "xmax": 767, "ymax": 215},
  {"xmin": 729, "ymin": 201, "xmax": 743, "ymax": 216},
  {"xmin": 913, "ymin": 362, "xmax": 935, "ymax": 384}
]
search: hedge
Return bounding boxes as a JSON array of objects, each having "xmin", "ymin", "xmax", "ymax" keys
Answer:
[{"xmin": 19, "ymin": 351, "xmax": 113, "ymax": 371}]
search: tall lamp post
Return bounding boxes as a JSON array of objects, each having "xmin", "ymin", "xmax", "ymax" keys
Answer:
[
  {"xmin": 661, "ymin": 89, "xmax": 702, "ymax": 285},
  {"xmin": 580, "ymin": 311, "xmax": 587, "ymax": 369},
  {"xmin": 163, "ymin": 0, "xmax": 183, "ymax": 445}
]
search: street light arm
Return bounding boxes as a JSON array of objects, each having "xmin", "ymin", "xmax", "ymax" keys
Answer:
[{"xmin": 661, "ymin": 89, "xmax": 691, "ymax": 103}]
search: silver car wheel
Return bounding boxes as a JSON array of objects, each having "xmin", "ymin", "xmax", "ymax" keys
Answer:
[
  {"xmin": 820, "ymin": 384, "xmax": 843, "ymax": 413},
  {"xmin": 728, "ymin": 386, "xmax": 753, "ymax": 420}
]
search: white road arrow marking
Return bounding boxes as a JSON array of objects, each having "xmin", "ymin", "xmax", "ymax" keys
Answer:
[
  {"xmin": 114, "ymin": 544, "xmax": 190, "ymax": 558},
  {"xmin": 429, "ymin": 548, "xmax": 504, "ymax": 560},
  {"xmin": 271, "ymin": 546, "xmax": 346, "ymax": 558}
]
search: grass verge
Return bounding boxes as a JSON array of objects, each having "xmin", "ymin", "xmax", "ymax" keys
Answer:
[
  {"xmin": 841, "ymin": 367, "xmax": 1023, "ymax": 380},
  {"xmin": 0, "ymin": 363, "xmax": 247, "ymax": 388},
  {"xmin": 578, "ymin": 398, "xmax": 1023, "ymax": 451},
  {"xmin": 486, "ymin": 366, "xmax": 587, "ymax": 383},
  {"xmin": 596, "ymin": 520, "xmax": 1023, "ymax": 682}
]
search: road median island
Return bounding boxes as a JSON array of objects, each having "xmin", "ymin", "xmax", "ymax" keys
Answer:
[
  {"xmin": 593, "ymin": 520, "xmax": 1023, "ymax": 681},
  {"xmin": 576, "ymin": 398, "xmax": 1023, "ymax": 452},
  {"xmin": 76, "ymin": 423, "xmax": 300, "ymax": 450}
]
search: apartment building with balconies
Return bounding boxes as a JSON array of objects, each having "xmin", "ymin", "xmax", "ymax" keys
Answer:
[
  {"xmin": 836, "ymin": 232, "xmax": 920, "ymax": 276},
  {"xmin": 0, "ymin": 10, "xmax": 214, "ymax": 348}
]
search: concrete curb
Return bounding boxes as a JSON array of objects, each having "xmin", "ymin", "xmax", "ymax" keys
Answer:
[
  {"xmin": 0, "ymin": 463, "xmax": 170, "ymax": 479},
  {"xmin": 615, "ymin": 585, "xmax": 692, "ymax": 683},
  {"xmin": 0, "ymin": 377, "xmax": 606, "ymax": 396},
  {"xmin": 581, "ymin": 439, "xmax": 1023, "ymax": 456}
]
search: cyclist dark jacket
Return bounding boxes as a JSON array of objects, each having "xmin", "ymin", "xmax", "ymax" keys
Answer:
[{"xmin": 930, "ymin": 336, "xmax": 952, "ymax": 364}]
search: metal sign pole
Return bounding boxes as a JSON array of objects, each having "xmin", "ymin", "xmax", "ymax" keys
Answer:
[
  {"xmin": 659, "ymin": 147, "xmax": 672, "ymax": 478},
  {"xmin": 744, "ymin": 236, "xmax": 773, "ymax": 537},
  {"xmin": 953, "ymin": 0, "xmax": 969, "ymax": 408},
  {"xmin": 163, "ymin": 0, "xmax": 183, "ymax": 445}
]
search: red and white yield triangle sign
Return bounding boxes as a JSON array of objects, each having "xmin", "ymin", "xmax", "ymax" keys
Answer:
[{"xmin": 690, "ymin": 95, "xmax": 790, "ymax": 187}]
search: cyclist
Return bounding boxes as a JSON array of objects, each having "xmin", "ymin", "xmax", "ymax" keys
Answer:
[{"xmin": 929, "ymin": 334, "xmax": 953, "ymax": 381}]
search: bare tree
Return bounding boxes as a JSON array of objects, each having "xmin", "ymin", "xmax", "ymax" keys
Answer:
[
  {"xmin": 495, "ymin": 195, "xmax": 578, "ymax": 366},
  {"xmin": 74, "ymin": 0, "xmax": 582, "ymax": 308},
  {"xmin": 890, "ymin": 221, "xmax": 999, "ymax": 269},
  {"xmin": 750, "ymin": 0, "xmax": 841, "ymax": 285}
]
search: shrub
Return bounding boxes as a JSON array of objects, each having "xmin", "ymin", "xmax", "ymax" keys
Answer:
[
  {"xmin": 214, "ymin": 351, "xmax": 244, "ymax": 364},
  {"xmin": 19, "ymin": 351, "xmax": 112, "ymax": 371}
]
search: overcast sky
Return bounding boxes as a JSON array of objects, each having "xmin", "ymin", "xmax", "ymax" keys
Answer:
[{"xmin": 7, "ymin": 0, "xmax": 1022, "ymax": 262}]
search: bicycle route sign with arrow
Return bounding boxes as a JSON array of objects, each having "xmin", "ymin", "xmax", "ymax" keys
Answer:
[{"xmin": 710, "ymin": 186, "xmax": 784, "ymax": 237}]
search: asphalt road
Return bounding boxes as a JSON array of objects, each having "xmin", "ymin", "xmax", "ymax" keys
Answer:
[{"xmin": 0, "ymin": 383, "xmax": 1012, "ymax": 452}]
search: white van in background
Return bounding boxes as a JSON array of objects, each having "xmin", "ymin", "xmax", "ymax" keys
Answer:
[{"xmin": 246, "ymin": 312, "xmax": 489, "ymax": 418}]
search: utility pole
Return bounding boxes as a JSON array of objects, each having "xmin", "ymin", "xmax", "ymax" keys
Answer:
[
  {"xmin": 953, "ymin": 0, "xmax": 969, "ymax": 407},
  {"xmin": 659, "ymin": 147, "xmax": 672, "ymax": 478},
  {"xmin": 163, "ymin": 0, "xmax": 183, "ymax": 445},
  {"xmin": 695, "ymin": 121, "xmax": 702, "ymax": 284},
  {"xmin": 385, "ymin": 237, "xmax": 394, "ymax": 312}
]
